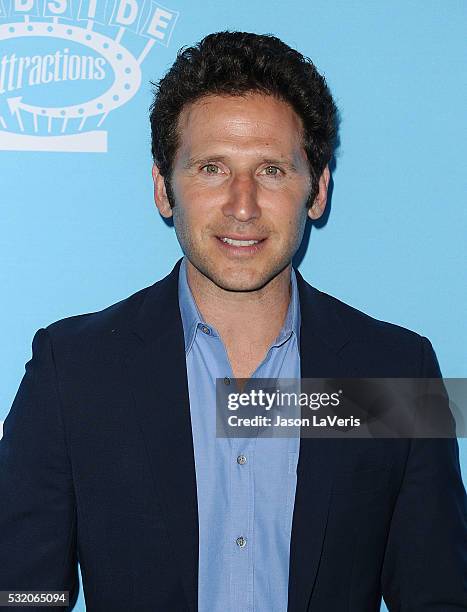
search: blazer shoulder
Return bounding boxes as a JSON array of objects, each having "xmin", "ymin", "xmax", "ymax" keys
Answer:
[
  {"xmin": 44, "ymin": 261, "xmax": 182, "ymax": 344},
  {"xmin": 44, "ymin": 282, "xmax": 155, "ymax": 344},
  {"xmin": 315, "ymin": 287, "xmax": 419, "ymax": 340},
  {"xmin": 308, "ymin": 285, "xmax": 439, "ymax": 377}
]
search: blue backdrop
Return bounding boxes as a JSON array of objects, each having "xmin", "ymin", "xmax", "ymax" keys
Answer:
[{"xmin": 1, "ymin": 2, "xmax": 465, "ymax": 610}]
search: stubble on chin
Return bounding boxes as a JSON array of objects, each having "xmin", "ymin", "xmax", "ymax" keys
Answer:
[{"xmin": 185, "ymin": 246, "xmax": 293, "ymax": 294}]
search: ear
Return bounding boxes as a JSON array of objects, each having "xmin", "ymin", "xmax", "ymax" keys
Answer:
[
  {"xmin": 152, "ymin": 164, "xmax": 173, "ymax": 218},
  {"xmin": 308, "ymin": 165, "xmax": 330, "ymax": 220}
]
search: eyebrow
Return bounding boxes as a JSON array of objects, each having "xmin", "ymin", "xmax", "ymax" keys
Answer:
[
  {"xmin": 182, "ymin": 155, "xmax": 227, "ymax": 169},
  {"xmin": 182, "ymin": 155, "xmax": 299, "ymax": 172}
]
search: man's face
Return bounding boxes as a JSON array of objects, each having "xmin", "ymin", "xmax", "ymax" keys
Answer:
[{"xmin": 153, "ymin": 92, "xmax": 329, "ymax": 292}]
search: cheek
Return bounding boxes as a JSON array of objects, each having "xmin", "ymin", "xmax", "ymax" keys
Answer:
[
  {"xmin": 177, "ymin": 175, "xmax": 224, "ymax": 203},
  {"xmin": 278, "ymin": 204, "xmax": 307, "ymax": 234},
  {"xmin": 175, "ymin": 180, "xmax": 221, "ymax": 216},
  {"xmin": 283, "ymin": 209, "xmax": 308, "ymax": 249},
  {"xmin": 172, "ymin": 201, "xmax": 212, "ymax": 244}
]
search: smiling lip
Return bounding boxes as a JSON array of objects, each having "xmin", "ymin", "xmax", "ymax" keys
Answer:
[
  {"xmin": 215, "ymin": 235, "xmax": 267, "ymax": 255},
  {"xmin": 219, "ymin": 235, "xmax": 265, "ymax": 244}
]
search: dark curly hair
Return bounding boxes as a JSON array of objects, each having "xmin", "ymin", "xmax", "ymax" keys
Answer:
[{"xmin": 149, "ymin": 31, "xmax": 338, "ymax": 205}]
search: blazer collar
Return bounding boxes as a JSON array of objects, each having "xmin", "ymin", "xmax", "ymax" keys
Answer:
[
  {"xmin": 131, "ymin": 258, "xmax": 185, "ymax": 345},
  {"xmin": 295, "ymin": 266, "xmax": 350, "ymax": 358}
]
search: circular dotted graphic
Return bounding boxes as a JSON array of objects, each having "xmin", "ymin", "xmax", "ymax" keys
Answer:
[{"xmin": 0, "ymin": 21, "xmax": 143, "ymax": 125}]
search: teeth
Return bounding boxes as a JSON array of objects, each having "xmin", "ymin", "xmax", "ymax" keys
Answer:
[{"xmin": 221, "ymin": 237, "xmax": 260, "ymax": 246}]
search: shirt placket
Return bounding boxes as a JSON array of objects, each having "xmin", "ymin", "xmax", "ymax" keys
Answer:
[
  {"xmin": 207, "ymin": 332, "xmax": 256, "ymax": 612},
  {"xmin": 229, "ymin": 429, "xmax": 256, "ymax": 612}
]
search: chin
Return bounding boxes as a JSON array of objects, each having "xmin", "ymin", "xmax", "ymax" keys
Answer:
[
  {"xmin": 185, "ymin": 247, "xmax": 291, "ymax": 292},
  {"xmin": 206, "ymin": 265, "xmax": 282, "ymax": 293}
]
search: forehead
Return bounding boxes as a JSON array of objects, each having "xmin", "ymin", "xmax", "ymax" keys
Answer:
[{"xmin": 175, "ymin": 93, "xmax": 306, "ymax": 160}]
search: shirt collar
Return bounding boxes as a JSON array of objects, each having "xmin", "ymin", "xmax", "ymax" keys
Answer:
[
  {"xmin": 178, "ymin": 257, "xmax": 210, "ymax": 354},
  {"xmin": 273, "ymin": 264, "xmax": 301, "ymax": 348},
  {"xmin": 178, "ymin": 256, "xmax": 301, "ymax": 354}
]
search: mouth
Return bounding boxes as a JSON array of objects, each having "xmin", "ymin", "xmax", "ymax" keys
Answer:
[
  {"xmin": 215, "ymin": 235, "xmax": 267, "ymax": 255},
  {"xmin": 220, "ymin": 237, "xmax": 262, "ymax": 246}
]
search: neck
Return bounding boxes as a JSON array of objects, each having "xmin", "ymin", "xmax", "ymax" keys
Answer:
[{"xmin": 185, "ymin": 259, "xmax": 292, "ymax": 351}]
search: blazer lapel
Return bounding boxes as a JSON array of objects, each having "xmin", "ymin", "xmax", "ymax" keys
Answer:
[
  {"xmin": 119, "ymin": 260, "xmax": 199, "ymax": 612},
  {"xmin": 287, "ymin": 270, "xmax": 352, "ymax": 612}
]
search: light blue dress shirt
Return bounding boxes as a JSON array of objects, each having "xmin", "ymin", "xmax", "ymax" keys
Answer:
[{"xmin": 178, "ymin": 256, "xmax": 301, "ymax": 612}]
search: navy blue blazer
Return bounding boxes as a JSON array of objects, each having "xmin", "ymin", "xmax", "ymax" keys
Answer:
[{"xmin": 1, "ymin": 259, "xmax": 466, "ymax": 611}]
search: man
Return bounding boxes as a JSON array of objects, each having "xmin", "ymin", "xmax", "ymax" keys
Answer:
[{"xmin": 0, "ymin": 31, "xmax": 465, "ymax": 612}]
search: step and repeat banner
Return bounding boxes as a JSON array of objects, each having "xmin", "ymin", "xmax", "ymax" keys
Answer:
[{"xmin": 1, "ymin": 2, "xmax": 466, "ymax": 611}]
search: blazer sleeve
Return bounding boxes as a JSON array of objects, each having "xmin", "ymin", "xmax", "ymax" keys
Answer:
[
  {"xmin": 381, "ymin": 336, "xmax": 467, "ymax": 610},
  {"xmin": 0, "ymin": 328, "xmax": 78, "ymax": 610}
]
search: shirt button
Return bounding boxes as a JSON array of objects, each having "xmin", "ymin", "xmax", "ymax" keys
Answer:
[
  {"xmin": 200, "ymin": 325, "xmax": 211, "ymax": 335},
  {"xmin": 223, "ymin": 376, "xmax": 231, "ymax": 385},
  {"xmin": 237, "ymin": 454, "xmax": 247, "ymax": 465},
  {"xmin": 236, "ymin": 536, "xmax": 247, "ymax": 548}
]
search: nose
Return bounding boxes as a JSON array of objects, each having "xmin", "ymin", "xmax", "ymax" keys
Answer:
[{"xmin": 221, "ymin": 173, "xmax": 261, "ymax": 222}]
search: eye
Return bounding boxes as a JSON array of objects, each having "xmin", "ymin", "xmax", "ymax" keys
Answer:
[
  {"xmin": 201, "ymin": 163, "xmax": 222, "ymax": 175},
  {"xmin": 262, "ymin": 166, "xmax": 282, "ymax": 177}
]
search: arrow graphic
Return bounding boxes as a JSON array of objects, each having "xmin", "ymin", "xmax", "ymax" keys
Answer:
[{"xmin": 7, "ymin": 97, "xmax": 24, "ymax": 132}]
